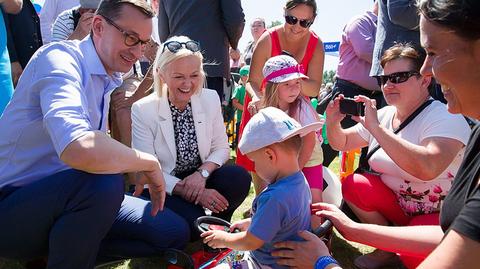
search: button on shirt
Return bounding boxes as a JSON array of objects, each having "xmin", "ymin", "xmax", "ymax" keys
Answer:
[{"xmin": 0, "ymin": 36, "xmax": 122, "ymax": 189}]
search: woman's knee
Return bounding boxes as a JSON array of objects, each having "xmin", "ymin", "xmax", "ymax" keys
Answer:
[
  {"xmin": 342, "ymin": 173, "xmax": 385, "ymax": 207},
  {"xmin": 342, "ymin": 173, "xmax": 366, "ymax": 201},
  {"xmin": 209, "ymin": 165, "xmax": 251, "ymax": 195}
]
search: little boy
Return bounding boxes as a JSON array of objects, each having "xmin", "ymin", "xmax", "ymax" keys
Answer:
[
  {"xmin": 201, "ymin": 107, "xmax": 323, "ymax": 269},
  {"xmin": 232, "ymin": 65, "xmax": 249, "ymax": 146}
]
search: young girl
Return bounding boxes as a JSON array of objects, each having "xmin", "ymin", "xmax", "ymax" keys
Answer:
[{"xmin": 261, "ymin": 55, "xmax": 325, "ymax": 209}]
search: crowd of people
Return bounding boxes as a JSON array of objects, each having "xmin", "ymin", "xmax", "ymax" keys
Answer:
[{"xmin": 0, "ymin": 0, "xmax": 479, "ymax": 269}]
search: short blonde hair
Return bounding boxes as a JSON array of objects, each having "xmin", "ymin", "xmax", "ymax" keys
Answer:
[{"xmin": 153, "ymin": 35, "xmax": 206, "ymax": 97}]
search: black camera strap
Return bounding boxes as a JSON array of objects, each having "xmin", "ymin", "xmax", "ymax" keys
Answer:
[{"xmin": 359, "ymin": 99, "xmax": 434, "ymax": 171}]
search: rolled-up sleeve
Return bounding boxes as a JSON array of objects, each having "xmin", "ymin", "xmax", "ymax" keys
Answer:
[{"xmin": 37, "ymin": 47, "xmax": 92, "ymax": 156}]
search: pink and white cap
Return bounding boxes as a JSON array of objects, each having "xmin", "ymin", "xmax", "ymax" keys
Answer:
[{"xmin": 261, "ymin": 55, "xmax": 309, "ymax": 88}]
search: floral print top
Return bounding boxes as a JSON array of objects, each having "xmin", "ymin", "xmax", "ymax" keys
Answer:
[
  {"xmin": 353, "ymin": 102, "xmax": 471, "ymax": 216},
  {"xmin": 169, "ymin": 102, "xmax": 201, "ymax": 176}
]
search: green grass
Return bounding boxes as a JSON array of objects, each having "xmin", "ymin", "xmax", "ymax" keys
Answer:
[{"xmin": 0, "ymin": 157, "xmax": 402, "ymax": 269}]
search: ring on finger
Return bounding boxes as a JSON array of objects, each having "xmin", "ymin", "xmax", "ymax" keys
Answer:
[{"xmin": 210, "ymin": 201, "xmax": 216, "ymax": 207}]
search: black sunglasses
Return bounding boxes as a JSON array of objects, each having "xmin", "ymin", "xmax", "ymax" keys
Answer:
[
  {"xmin": 162, "ymin": 41, "xmax": 201, "ymax": 53},
  {"xmin": 284, "ymin": 15, "xmax": 314, "ymax": 28},
  {"xmin": 376, "ymin": 71, "xmax": 421, "ymax": 86},
  {"xmin": 100, "ymin": 15, "xmax": 150, "ymax": 47}
]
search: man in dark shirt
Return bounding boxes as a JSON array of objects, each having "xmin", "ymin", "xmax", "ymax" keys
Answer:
[{"xmin": 157, "ymin": 0, "xmax": 245, "ymax": 102}]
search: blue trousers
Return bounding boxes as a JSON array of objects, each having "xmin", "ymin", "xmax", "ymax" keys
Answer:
[{"xmin": 0, "ymin": 169, "xmax": 189, "ymax": 269}]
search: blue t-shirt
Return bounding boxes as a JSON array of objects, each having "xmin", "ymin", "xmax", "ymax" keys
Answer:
[
  {"xmin": 0, "ymin": 9, "xmax": 14, "ymax": 115},
  {"xmin": 249, "ymin": 171, "xmax": 312, "ymax": 269}
]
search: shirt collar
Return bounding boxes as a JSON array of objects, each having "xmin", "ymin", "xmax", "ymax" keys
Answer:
[{"xmin": 80, "ymin": 35, "xmax": 123, "ymax": 87}]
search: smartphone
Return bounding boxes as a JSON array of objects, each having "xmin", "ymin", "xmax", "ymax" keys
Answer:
[{"xmin": 339, "ymin": 97, "xmax": 364, "ymax": 116}]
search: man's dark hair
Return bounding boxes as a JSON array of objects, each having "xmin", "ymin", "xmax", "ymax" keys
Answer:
[
  {"xmin": 96, "ymin": 0, "xmax": 154, "ymax": 20},
  {"xmin": 417, "ymin": 0, "xmax": 480, "ymax": 40}
]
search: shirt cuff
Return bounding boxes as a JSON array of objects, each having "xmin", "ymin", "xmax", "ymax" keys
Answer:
[{"xmin": 164, "ymin": 172, "xmax": 181, "ymax": 195}]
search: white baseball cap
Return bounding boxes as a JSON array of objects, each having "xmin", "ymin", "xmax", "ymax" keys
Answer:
[
  {"xmin": 238, "ymin": 107, "xmax": 323, "ymax": 155},
  {"xmin": 262, "ymin": 55, "xmax": 308, "ymax": 84}
]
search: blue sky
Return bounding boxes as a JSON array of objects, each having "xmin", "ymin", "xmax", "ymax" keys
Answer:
[{"xmin": 240, "ymin": 0, "xmax": 373, "ymax": 71}]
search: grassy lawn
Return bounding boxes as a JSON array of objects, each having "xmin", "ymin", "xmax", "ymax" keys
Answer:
[{"xmin": 0, "ymin": 157, "xmax": 403, "ymax": 269}]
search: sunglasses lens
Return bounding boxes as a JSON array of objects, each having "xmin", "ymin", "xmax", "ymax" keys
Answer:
[
  {"xmin": 185, "ymin": 41, "xmax": 200, "ymax": 52},
  {"xmin": 166, "ymin": 42, "xmax": 182, "ymax": 52},
  {"xmin": 378, "ymin": 72, "xmax": 419, "ymax": 86},
  {"xmin": 164, "ymin": 41, "xmax": 201, "ymax": 53},
  {"xmin": 394, "ymin": 74, "xmax": 409, "ymax": 84},
  {"xmin": 285, "ymin": 15, "xmax": 297, "ymax": 25},
  {"xmin": 299, "ymin": 20, "xmax": 313, "ymax": 28}
]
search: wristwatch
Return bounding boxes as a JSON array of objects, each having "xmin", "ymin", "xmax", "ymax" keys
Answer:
[{"xmin": 196, "ymin": 168, "xmax": 210, "ymax": 179}]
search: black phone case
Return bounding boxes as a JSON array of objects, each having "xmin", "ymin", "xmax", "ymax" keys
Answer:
[{"xmin": 339, "ymin": 98, "xmax": 364, "ymax": 116}]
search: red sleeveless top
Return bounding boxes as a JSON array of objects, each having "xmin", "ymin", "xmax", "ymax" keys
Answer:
[{"xmin": 236, "ymin": 29, "xmax": 319, "ymax": 171}]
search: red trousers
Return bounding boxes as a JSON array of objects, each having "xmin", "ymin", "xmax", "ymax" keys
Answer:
[{"xmin": 342, "ymin": 173, "xmax": 439, "ymax": 269}]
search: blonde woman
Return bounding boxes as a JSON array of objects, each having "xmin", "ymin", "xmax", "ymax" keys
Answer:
[{"xmin": 131, "ymin": 36, "xmax": 251, "ymax": 240}]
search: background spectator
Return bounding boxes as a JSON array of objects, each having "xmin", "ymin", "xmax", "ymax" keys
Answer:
[
  {"xmin": 157, "ymin": 0, "xmax": 245, "ymax": 102},
  {"xmin": 229, "ymin": 47, "xmax": 241, "ymax": 74},
  {"xmin": 39, "ymin": 0, "xmax": 79, "ymax": 43},
  {"xmin": 3, "ymin": 0, "xmax": 42, "ymax": 87},
  {"xmin": 0, "ymin": 0, "xmax": 22, "ymax": 115},
  {"xmin": 370, "ymin": 0, "xmax": 420, "ymax": 77},
  {"xmin": 322, "ymin": 1, "xmax": 380, "ymax": 167},
  {"xmin": 51, "ymin": 0, "xmax": 100, "ymax": 42},
  {"xmin": 242, "ymin": 17, "xmax": 266, "ymax": 66},
  {"xmin": 232, "ymin": 65, "xmax": 249, "ymax": 147}
]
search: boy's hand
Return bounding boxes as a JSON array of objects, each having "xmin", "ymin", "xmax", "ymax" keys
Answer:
[
  {"xmin": 230, "ymin": 218, "xmax": 251, "ymax": 232},
  {"xmin": 201, "ymin": 230, "xmax": 230, "ymax": 249}
]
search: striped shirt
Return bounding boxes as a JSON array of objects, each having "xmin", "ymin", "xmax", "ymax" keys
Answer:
[{"xmin": 51, "ymin": 7, "xmax": 77, "ymax": 42}]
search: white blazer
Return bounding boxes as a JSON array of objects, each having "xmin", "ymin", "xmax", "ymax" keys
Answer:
[{"xmin": 131, "ymin": 88, "xmax": 230, "ymax": 194}]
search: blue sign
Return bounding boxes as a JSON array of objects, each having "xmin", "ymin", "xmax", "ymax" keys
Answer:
[{"xmin": 323, "ymin": 42, "xmax": 340, "ymax": 53}]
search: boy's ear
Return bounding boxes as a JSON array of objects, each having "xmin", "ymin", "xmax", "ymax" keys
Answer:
[{"xmin": 264, "ymin": 147, "xmax": 277, "ymax": 163}]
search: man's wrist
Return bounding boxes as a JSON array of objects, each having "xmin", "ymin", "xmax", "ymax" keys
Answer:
[{"xmin": 315, "ymin": 255, "xmax": 338, "ymax": 269}]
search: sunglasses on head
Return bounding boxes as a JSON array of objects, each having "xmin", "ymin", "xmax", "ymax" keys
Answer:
[
  {"xmin": 376, "ymin": 71, "xmax": 420, "ymax": 86},
  {"xmin": 162, "ymin": 40, "xmax": 201, "ymax": 53},
  {"xmin": 284, "ymin": 15, "xmax": 314, "ymax": 28}
]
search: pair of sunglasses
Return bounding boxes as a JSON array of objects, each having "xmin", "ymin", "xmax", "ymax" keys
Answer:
[
  {"xmin": 376, "ymin": 71, "xmax": 420, "ymax": 86},
  {"xmin": 284, "ymin": 15, "xmax": 314, "ymax": 28},
  {"xmin": 162, "ymin": 41, "xmax": 201, "ymax": 53}
]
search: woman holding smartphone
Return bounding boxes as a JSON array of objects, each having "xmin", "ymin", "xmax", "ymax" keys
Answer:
[{"xmin": 325, "ymin": 42, "xmax": 470, "ymax": 268}]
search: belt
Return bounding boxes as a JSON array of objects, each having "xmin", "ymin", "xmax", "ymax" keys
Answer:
[{"xmin": 334, "ymin": 78, "xmax": 380, "ymax": 97}]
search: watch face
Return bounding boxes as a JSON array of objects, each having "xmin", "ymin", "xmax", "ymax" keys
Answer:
[{"xmin": 201, "ymin": 170, "xmax": 209, "ymax": 178}]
